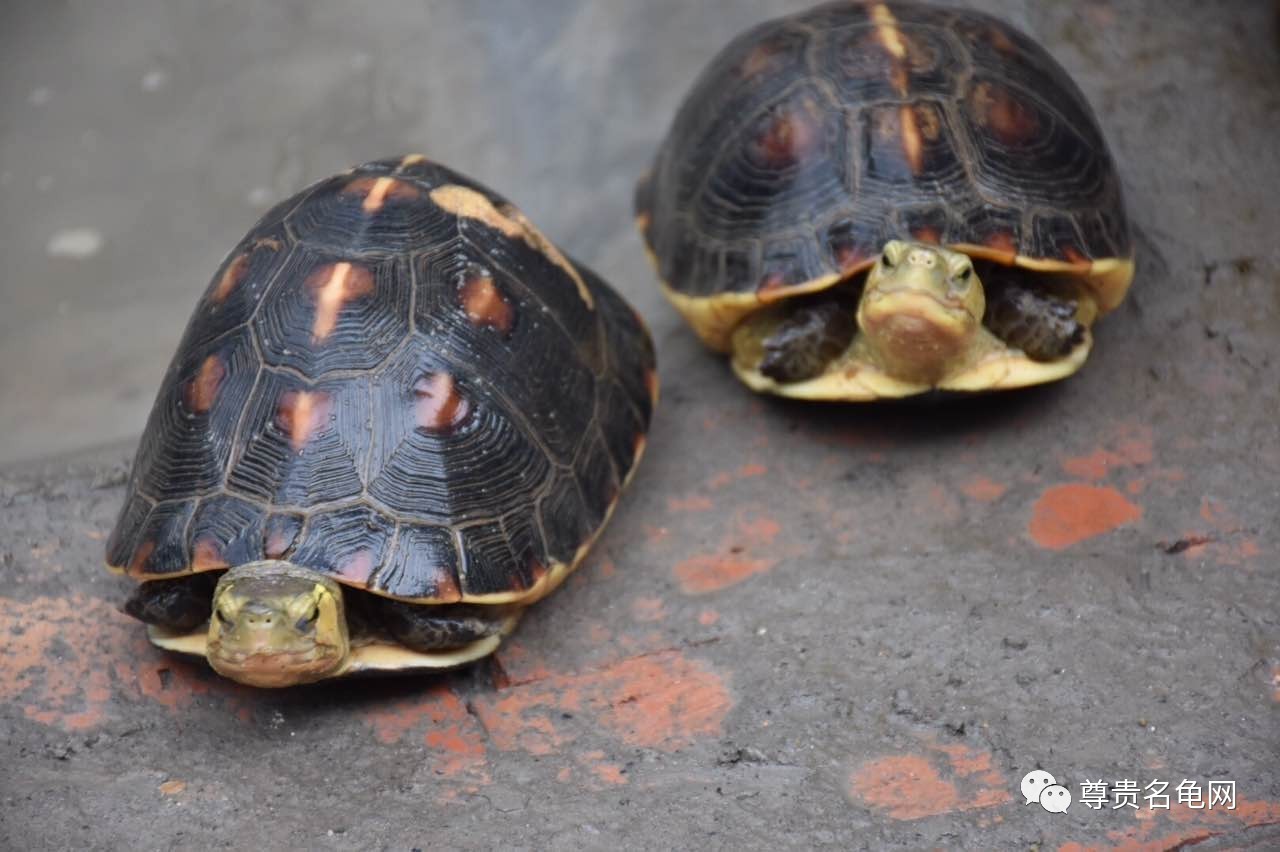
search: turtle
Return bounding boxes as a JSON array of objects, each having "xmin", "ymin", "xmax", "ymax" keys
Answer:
[
  {"xmin": 106, "ymin": 155, "xmax": 657, "ymax": 687},
  {"xmin": 635, "ymin": 0, "xmax": 1134, "ymax": 400}
]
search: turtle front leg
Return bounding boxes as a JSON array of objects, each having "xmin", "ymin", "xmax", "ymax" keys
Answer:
[
  {"xmin": 749, "ymin": 293, "xmax": 857, "ymax": 383},
  {"xmin": 982, "ymin": 278, "xmax": 1087, "ymax": 362},
  {"xmin": 124, "ymin": 573, "xmax": 219, "ymax": 631},
  {"xmin": 364, "ymin": 596, "xmax": 519, "ymax": 652}
]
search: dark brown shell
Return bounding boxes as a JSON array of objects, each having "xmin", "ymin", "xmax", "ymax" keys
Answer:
[
  {"xmin": 636, "ymin": 1, "xmax": 1132, "ymax": 302},
  {"xmin": 107, "ymin": 156, "xmax": 656, "ymax": 603}
]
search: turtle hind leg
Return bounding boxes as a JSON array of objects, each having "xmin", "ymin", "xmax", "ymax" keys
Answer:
[
  {"xmin": 982, "ymin": 276, "xmax": 1086, "ymax": 362},
  {"xmin": 363, "ymin": 596, "xmax": 517, "ymax": 652},
  {"xmin": 123, "ymin": 572, "xmax": 219, "ymax": 631},
  {"xmin": 754, "ymin": 294, "xmax": 857, "ymax": 383}
]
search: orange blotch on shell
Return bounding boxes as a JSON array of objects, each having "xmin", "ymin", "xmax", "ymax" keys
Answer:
[
  {"xmin": 972, "ymin": 81, "xmax": 1040, "ymax": 145},
  {"xmin": 899, "ymin": 105, "xmax": 924, "ymax": 174},
  {"xmin": 191, "ymin": 537, "xmax": 227, "ymax": 571},
  {"xmin": 305, "ymin": 261, "xmax": 375, "ymax": 342},
  {"xmin": 341, "ymin": 175, "xmax": 422, "ymax": 213},
  {"xmin": 183, "ymin": 355, "xmax": 226, "ymax": 415},
  {"xmin": 1028, "ymin": 484, "xmax": 1142, "ymax": 550},
  {"xmin": 457, "ymin": 268, "xmax": 514, "ymax": 334},
  {"xmin": 740, "ymin": 41, "xmax": 784, "ymax": 77},
  {"xmin": 263, "ymin": 518, "xmax": 299, "ymax": 559},
  {"xmin": 643, "ymin": 369, "xmax": 660, "ymax": 404},
  {"xmin": 414, "ymin": 372, "xmax": 471, "ymax": 434},
  {"xmin": 754, "ymin": 98, "xmax": 821, "ymax": 168},
  {"xmin": 275, "ymin": 390, "xmax": 333, "ymax": 451},
  {"xmin": 982, "ymin": 231, "xmax": 1018, "ymax": 261},
  {"xmin": 987, "ymin": 26, "xmax": 1018, "ymax": 55},
  {"xmin": 128, "ymin": 540, "xmax": 156, "ymax": 574},
  {"xmin": 834, "ymin": 243, "xmax": 872, "ymax": 273},
  {"xmin": 336, "ymin": 549, "xmax": 375, "ymax": 584},
  {"xmin": 910, "ymin": 225, "xmax": 941, "ymax": 245},
  {"xmin": 211, "ymin": 254, "xmax": 250, "ymax": 303}
]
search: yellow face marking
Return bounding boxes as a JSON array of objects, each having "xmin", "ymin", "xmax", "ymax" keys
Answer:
[
  {"xmin": 428, "ymin": 185, "xmax": 594, "ymax": 309},
  {"xmin": 305, "ymin": 261, "xmax": 375, "ymax": 341},
  {"xmin": 276, "ymin": 390, "xmax": 333, "ymax": 450}
]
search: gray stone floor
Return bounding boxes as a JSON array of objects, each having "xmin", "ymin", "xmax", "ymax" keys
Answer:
[{"xmin": 2, "ymin": 1, "xmax": 1278, "ymax": 849}]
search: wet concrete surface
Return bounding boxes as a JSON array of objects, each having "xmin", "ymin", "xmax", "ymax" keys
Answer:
[{"xmin": 2, "ymin": 0, "xmax": 1279, "ymax": 849}]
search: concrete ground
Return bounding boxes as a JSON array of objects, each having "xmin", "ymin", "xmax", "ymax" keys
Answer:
[{"xmin": 2, "ymin": 0, "xmax": 1278, "ymax": 848}]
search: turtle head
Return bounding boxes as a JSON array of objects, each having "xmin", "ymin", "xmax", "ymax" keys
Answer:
[
  {"xmin": 856, "ymin": 241, "xmax": 985, "ymax": 383},
  {"xmin": 206, "ymin": 561, "xmax": 348, "ymax": 687}
]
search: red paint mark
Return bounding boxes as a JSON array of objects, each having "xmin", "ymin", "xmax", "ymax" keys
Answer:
[
  {"xmin": 667, "ymin": 494, "xmax": 713, "ymax": 513},
  {"xmin": 414, "ymin": 372, "xmax": 471, "ymax": 434},
  {"xmin": 673, "ymin": 513, "xmax": 781, "ymax": 595},
  {"xmin": 959, "ymin": 476, "xmax": 1007, "ymax": 503},
  {"xmin": 1061, "ymin": 424, "xmax": 1154, "ymax": 480},
  {"xmin": 849, "ymin": 739, "xmax": 1010, "ymax": 820},
  {"xmin": 275, "ymin": 390, "xmax": 332, "ymax": 451},
  {"xmin": 359, "ymin": 685, "xmax": 490, "ymax": 791},
  {"xmin": 1058, "ymin": 796, "xmax": 1280, "ymax": 852},
  {"xmin": 1029, "ymin": 484, "xmax": 1142, "ymax": 550},
  {"xmin": 697, "ymin": 609, "xmax": 720, "ymax": 626},
  {"xmin": 630, "ymin": 596, "xmax": 666, "ymax": 623},
  {"xmin": 471, "ymin": 650, "xmax": 731, "ymax": 754},
  {"xmin": 738, "ymin": 462, "xmax": 767, "ymax": 478},
  {"xmin": 0, "ymin": 595, "xmax": 256, "ymax": 729}
]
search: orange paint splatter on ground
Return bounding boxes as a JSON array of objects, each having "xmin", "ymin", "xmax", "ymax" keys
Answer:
[
  {"xmin": 1060, "ymin": 423, "xmax": 1154, "ymax": 480},
  {"xmin": 1058, "ymin": 796, "xmax": 1280, "ymax": 852},
  {"xmin": 630, "ymin": 596, "xmax": 666, "ymax": 623},
  {"xmin": 158, "ymin": 780, "xmax": 186, "ymax": 796},
  {"xmin": 0, "ymin": 594, "xmax": 252, "ymax": 728},
  {"xmin": 849, "ymin": 739, "xmax": 1010, "ymax": 820},
  {"xmin": 358, "ymin": 686, "xmax": 490, "ymax": 789},
  {"xmin": 959, "ymin": 476, "xmax": 1007, "ymax": 503},
  {"xmin": 667, "ymin": 494, "xmax": 713, "ymax": 513},
  {"xmin": 697, "ymin": 609, "xmax": 720, "ymax": 626},
  {"xmin": 673, "ymin": 513, "xmax": 782, "ymax": 595},
  {"xmin": 472, "ymin": 650, "xmax": 731, "ymax": 754},
  {"xmin": 1029, "ymin": 484, "xmax": 1142, "ymax": 550}
]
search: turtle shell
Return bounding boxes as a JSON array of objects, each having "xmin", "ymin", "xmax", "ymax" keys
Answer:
[
  {"xmin": 107, "ymin": 156, "xmax": 657, "ymax": 606},
  {"xmin": 636, "ymin": 1, "xmax": 1134, "ymax": 350}
]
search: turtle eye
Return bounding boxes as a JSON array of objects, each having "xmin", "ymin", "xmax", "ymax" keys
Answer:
[
  {"xmin": 214, "ymin": 608, "xmax": 232, "ymax": 627},
  {"xmin": 295, "ymin": 604, "xmax": 320, "ymax": 632},
  {"xmin": 881, "ymin": 250, "xmax": 895, "ymax": 269},
  {"xmin": 956, "ymin": 266, "xmax": 973, "ymax": 284}
]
